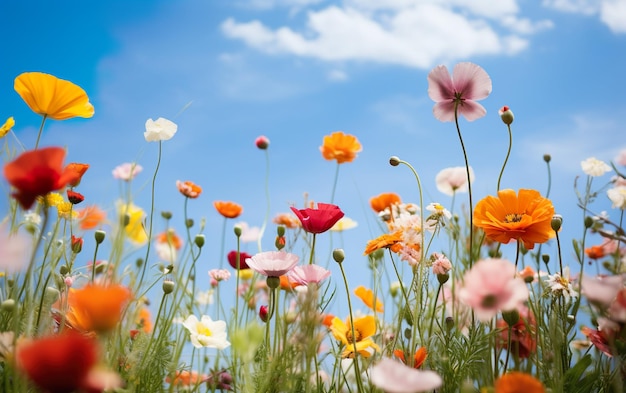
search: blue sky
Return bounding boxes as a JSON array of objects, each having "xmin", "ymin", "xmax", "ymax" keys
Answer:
[{"xmin": 1, "ymin": 0, "xmax": 625, "ymax": 315}]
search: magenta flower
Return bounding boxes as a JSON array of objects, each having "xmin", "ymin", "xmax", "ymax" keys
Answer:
[
  {"xmin": 427, "ymin": 62, "xmax": 492, "ymax": 122},
  {"xmin": 290, "ymin": 203, "xmax": 345, "ymax": 234},
  {"xmin": 458, "ymin": 258, "xmax": 528, "ymax": 322},
  {"xmin": 245, "ymin": 250, "xmax": 299, "ymax": 277},
  {"xmin": 287, "ymin": 265, "xmax": 331, "ymax": 286},
  {"xmin": 370, "ymin": 357, "xmax": 442, "ymax": 393}
]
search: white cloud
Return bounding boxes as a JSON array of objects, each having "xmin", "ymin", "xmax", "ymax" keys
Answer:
[
  {"xmin": 238, "ymin": 0, "xmax": 326, "ymax": 10},
  {"xmin": 542, "ymin": 0, "xmax": 598, "ymax": 14},
  {"xmin": 221, "ymin": 3, "xmax": 543, "ymax": 69},
  {"xmin": 328, "ymin": 69, "xmax": 348, "ymax": 81},
  {"xmin": 600, "ymin": 0, "xmax": 626, "ymax": 33}
]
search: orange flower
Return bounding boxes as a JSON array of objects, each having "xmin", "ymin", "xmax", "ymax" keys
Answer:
[
  {"xmin": 66, "ymin": 284, "xmax": 131, "ymax": 333},
  {"xmin": 136, "ymin": 306, "xmax": 153, "ymax": 333},
  {"xmin": 76, "ymin": 205, "xmax": 107, "ymax": 230},
  {"xmin": 66, "ymin": 162, "xmax": 90, "ymax": 187},
  {"xmin": 321, "ymin": 314, "xmax": 335, "ymax": 327},
  {"xmin": 176, "ymin": 180, "xmax": 202, "ymax": 198},
  {"xmin": 14, "ymin": 72, "xmax": 94, "ymax": 120},
  {"xmin": 354, "ymin": 285, "xmax": 384, "ymax": 312},
  {"xmin": 320, "ymin": 131, "xmax": 362, "ymax": 164},
  {"xmin": 494, "ymin": 372, "xmax": 545, "ymax": 393},
  {"xmin": 473, "ymin": 189, "xmax": 555, "ymax": 250},
  {"xmin": 393, "ymin": 347, "xmax": 428, "ymax": 369},
  {"xmin": 166, "ymin": 370, "xmax": 207, "ymax": 387},
  {"xmin": 585, "ymin": 245, "xmax": 605, "ymax": 260},
  {"xmin": 156, "ymin": 229, "xmax": 183, "ymax": 250},
  {"xmin": 279, "ymin": 274, "xmax": 299, "ymax": 290},
  {"xmin": 214, "ymin": 201, "xmax": 243, "ymax": 218},
  {"xmin": 364, "ymin": 230, "xmax": 403, "ymax": 255},
  {"xmin": 370, "ymin": 192, "xmax": 401, "ymax": 213},
  {"xmin": 518, "ymin": 266, "xmax": 536, "ymax": 283},
  {"xmin": 273, "ymin": 213, "xmax": 300, "ymax": 229}
]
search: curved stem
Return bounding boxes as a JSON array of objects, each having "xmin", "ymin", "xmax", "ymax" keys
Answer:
[
  {"xmin": 338, "ymin": 262, "xmax": 364, "ymax": 393},
  {"xmin": 497, "ymin": 124, "xmax": 513, "ymax": 192},
  {"xmin": 545, "ymin": 157, "xmax": 552, "ymax": 198}
]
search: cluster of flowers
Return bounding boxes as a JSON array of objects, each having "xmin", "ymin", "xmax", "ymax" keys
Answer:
[{"xmin": 0, "ymin": 63, "xmax": 625, "ymax": 393}]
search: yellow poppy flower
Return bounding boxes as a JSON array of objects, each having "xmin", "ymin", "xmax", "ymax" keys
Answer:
[
  {"xmin": 329, "ymin": 315, "xmax": 379, "ymax": 358},
  {"xmin": 118, "ymin": 202, "xmax": 148, "ymax": 244},
  {"xmin": 14, "ymin": 72, "xmax": 94, "ymax": 120},
  {"xmin": 0, "ymin": 117, "xmax": 14, "ymax": 138}
]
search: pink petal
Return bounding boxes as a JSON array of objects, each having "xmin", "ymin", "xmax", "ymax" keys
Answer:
[
  {"xmin": 370, "ymin": 358, "xmax": 442, "ymax": 393},
  {"xmin": 457, "ymin": 100, "xmax": 487, "ymax": 122},
  {"xmin": 427, "ymin": 65, "xmax": 455, "ymax": 102},
  {"xmin": 452, "ymin": 62, "xmax": 492, "ymax": 101},
  {"xmin": 432, "ymin": 101, "xmax": 457, "ymax": 122}
]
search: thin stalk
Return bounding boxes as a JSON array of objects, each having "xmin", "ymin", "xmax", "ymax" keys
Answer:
[
  {"xmin": 34, "ymin": 115, "xmax": 47, "ymax": 150},
  {"xmin": 497, "ymin": 123, "xmax": 513, "ymax": 191}
]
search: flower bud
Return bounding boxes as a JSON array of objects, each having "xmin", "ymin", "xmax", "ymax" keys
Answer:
[
  {"xmin": 543, "ymin": 154, "xmax": 552, "ymax": 163},
  {"xmin": 161, "ymin": 211, "xmax": 173, "ymax": 220},
  {"xmin": 255, "ymin": 135, "xmax": 270, "ymax": 150},
  {"xmin": 551, "ymin": 214, "xmax": 563, "ymax": 231},
  {"xmin": 136, "ymin": 258, "xmax": 144, "ymax": 268},
  {"xmin": 542, "ymin": 254, "xmax": 550, "ymax": 264},
  {"xmin": 277, "ymin": 225, "xmax": 285, "ymax": 237},
  {"xmin": 275, "ymin": 236, "xmax": 286, "ymax": 250},
  {"xmin": 194, "ymin": 234, "xmax": 205, "ymax": 248},
  {"xmin": 437, "ymin": 273, "xmax": 449, "ymax": 285},
  {"xmin": 71, "ymin": 235, "xmax": 83, "ymax": 254},
  {"xmin": 498, "ymin": 106, "xmax": 514, "ymax": 125},
  {"xmin": 163, "ymin": 280, "xmax": 175, "ymax": 294},
  {"xmin": 266, "ymin": 276, "xmax": 280, "ymax": 290},
  {"xmin": 332, "ymin": 249, "xmax": 345, "ymax": 264},
  {"xmin": 66, "ymin": 190, "xmax": 84, "ymax": 205},
  {"xmin": 59, "ymin": 265, "xmax": 69, "ymax": 275},
  {"xmin": 234, "ymin": 224, "xmax": 242, "ymax": 237},
  {"xmin": 94, "ymin": 230, "xmax": 106, "ymax": 244},
  {"xmin": 45, "ymin": 287, "xmax": 60, "ymax": 304},
  {"xmin": 389, "ymin": 156, "xmax": 401, "ymax": 166},
  {"xmin": 389, "ymin": 281, "xmax": 401, "ymax": 298},
  {"xmin": 185, "ymin": 218, "xmax": 194, "ymax": 228},
  {"xmin": 502, "ymin": 309, "xmax": 520, "ymax": 326},
  {"xmin": 584, "ymin": 216, "xmax": 594, "ymax": 229},
  {"xmin": 1, "ymin": 299, "xmax": 15, "ymax": 312},
  {"xmin": 284, "ymin": 311, "xmax": 297, "ymax": 324},
  {"xmin": 259, "ymin": 305, "xmax": 269, "ymax": 323}
]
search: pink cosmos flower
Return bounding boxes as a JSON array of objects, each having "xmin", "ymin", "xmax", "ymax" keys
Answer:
[
  {"xmin": 615, "ymin": 148, "xmax": 626, "ymax": 166},
  {"xmin": 427, "ymin": 62, "xmax": 492, "ymax": 122},
  {"xmin": 458, "ymin": 258, "xmax": 529, "ymax": 322},
  {"xmin": 245, "ymin": 250, "xmax": 299, "ymax": 277},
  {"xmin": 112, "ymin": 163, "xmax": 143, "ymax": 181},
  {"xmin": 287, "ymin": 265, "xmax": 331, "ymax": 286},
  {"xmin": 370, "ymin": 357, "xmax": 442, "ymax": 393},
  {"xmin": 431, "ymin": 252, "xmax": 452, "ymax": 275},
  {"xmin": 435, "ymin": 166, "xmax": 475, "ymax": 196}
]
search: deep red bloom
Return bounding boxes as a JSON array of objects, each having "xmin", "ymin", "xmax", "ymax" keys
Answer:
[
  {"xmin": 290, "ymin": 203, "xmax": 344, "ymax": 234},
  {"xmin": 71, "ymin": 235, "xmax": 83, "ymax": 254},
  {"xmin": 496, "ymin": 306, "xmax": 537, "ymax": 359},
  {"xmin": 67, "ymin": 190, "xmax": 85, "ymax": 204},
  {"xmin": 259, "ymin": 305, "xmax": 269, "ymax": 322},
  {"xmin": 17, "ymin": 332, "xmax": 98, "ymax": 393},
  {"xmin": 227, "ymin": 250, "xmax": 252, "ymax": 270},
  {"xmin": 4, "ymin": 147, "xmax": 81, "ymax": 209}
]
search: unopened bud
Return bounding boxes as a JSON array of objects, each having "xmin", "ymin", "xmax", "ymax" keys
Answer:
[
  {"xmin": 255, "ymin": 135, "xmax": 270, "ymax": 150},
  {"xmin": 234, "ymin": 225, "xmax": 242, "ymax": 237},
  {"xmin": 332, "ymin": 249, "xmax": 345, "ymax": 264},
  {"xmin": 437, "ymin": 273, "xmax": 449, "ymax": 285},
  {"xmin": 275, "ymin": 236, "xmax": 286, "ymax": 250},
  {"xmin": 1, "ymin": 299, "xmax": 15, "ymax": 312},
  {"xmin": 498, "ymin": 106, "xmax": 514, "ymax": 125},
  {"xmin": 266, "ymin": 276, "xmax": 280, "ymax": 290},
  {"xmin": 59, "ymin": 265, "xmax": 69, "ymax": 275},
  {"xmin": 277, "ymin": 225, "xmax": 285, "ymax": 237},
  {"xmin": 551, "ymin": 214, "xmax": 563, "ymax": 231},
  {"xmin": 194, "ymin": 234, "xmax": 205, "ymax": 248},
  {"xmin": 95, "ymin": 230, "xmax": 106, "ymax": 244},
  {"xmin": 542, "ymin": 254, "xmax": 550, "ymax": 264},
  {"xmin": 584, "ymin": 216, "xmax": 594, "ymax": 229},
  {"xmin": 502, "ymin": 309, "xmax": 520, "ymax": 326},
  {"xmin": 543, "ymin": 154, "xmax": 551, "ymax": 163},
  {"xmin": 71, "ymin": 235, "xmax": 83, "ymax": 254},
  {"xmin": 163, "ymin": 280, "xmax": 175, "ymax": 294},
  {"xmin": 259, "ymin": 305, "xmax": 269, "ymax": 323},
  {"xmin": 185, "ymin": 218, "xmax": 194, "ymax": 228},
  {"xmin": 389, "ymin": 156, "xmax": 401, "ymax": 167},
  {"xmin": 161, "ymin": 211, "xmax": 172, "ymax": 220}
]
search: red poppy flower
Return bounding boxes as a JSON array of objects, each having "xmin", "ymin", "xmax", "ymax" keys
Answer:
[
  {"xmin": 16, "ymin": 331, "xmax": 98, "ymax": 393},
  {"xmin": 227, "ymin": 250, "xmax": 252, "ymax": 270},
  {"xmin": 66, "ymin": 162, "xmax": 89, "ymax": 187},
  {"xmin": 290, "ymin": 203, "xmax": 344, "ymax": 234},
  {"xmin": 67, "ymin": 190, "xmax": 84, "ymax": 204},
  {"xmin": 4, "ymin": 147, "xmax": 81, "ymax": 209}
]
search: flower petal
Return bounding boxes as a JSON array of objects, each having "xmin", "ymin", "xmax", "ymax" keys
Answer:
[{"xmin": 452, "ymin": 62, "xmax": 492, "ymax": 101}]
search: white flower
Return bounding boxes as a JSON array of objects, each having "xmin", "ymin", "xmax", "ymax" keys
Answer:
[
  {"xmin": 155, "ymin": 242, "xmax": 177, "ymax": 263},
  {"xmin": 607, "ymin": 186, "xmax": 626, "ymax": 209},
  {"xmin": 426, "ymin": 202, "xmax": 452, "ymax": 220},
  {"xmin": 546, "ymin": 267, "xmax": 577, "ymax": 300},
  {"xmin": 182, "ymin": 315, "xmax": 230, "ymax": 349},
  {"xmin": 581, "ymin": 157, "xmax": 611, "ymax": 177},
  {"xmin": 195, "ymin": 289, "xmax": 215, "ymax": 306},
  {"xmin": 435, "ymin": 166, "xmax": 475, "ymax": 196},
  {"xmin": 23, "ymin": 211, "xmax": 42, "ymax": 226},
  {"xmin": 144, "ymin": 117, "xmax": 177, "ymax": 142},
  {"xmin": 615, "ymin": 148, "xmax": 626, "ymax": 166},
  {"xmin": 112, "ymin": 162, "xmax": 143, "ymax": 180},
  {"xmin": 0, "ymin": 224, "xmax": 31, "ymax": 273},
  {"xmin": 235, "ymin": 222, "xmax": 261, "ymax": 243},
  {"xmin": 370, "ymin": 357, "xmax": 442, "ymax": 393}
]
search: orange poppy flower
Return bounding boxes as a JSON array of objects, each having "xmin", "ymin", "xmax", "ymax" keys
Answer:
[
  {"xmin": 66, "ymin": 162, "xmax": 89, "ymax": 187},
  {"xmin": 166, "ymin": 370, "xmax": 207, "ymax": 387},
  {"xmin": 321, "ymin": 314, "xmax": 335, "ymax": 327},
  {"xmin": 320, "ymin": 131, "xmax": 362, "ymax": 164},
  {"xmin": 473, "ymin": 189, "xmax": 555, "ymax": 250},
  {"xmin": 272, "ymin": 213, "xmax": 300, "ymax": 229},
  {"xmin": 76, "ymin": 205, "xmax": 107, "ymax": 230},
  {"xmin": 176, "ymin": 180, "xmax": 202, "ymax": 198},
  {"xmin": 136, "ymin": 306, "xmax": 153, "ymax": 333},
  {"xmin": 354, "ymin": 285, "xmax": 384, "ymax": 312},
  {"xmin": 4, "ymin": 147, "xmax": 81, "ymax": 209},
  {"xmin": 585, "ymin": 245, "xmax": 605, "ymax": 260},
  {"xmin": 279, "ymin": 274, "xmax": 299, "ymax": 290},
  {"xmin": 393, "ymin": 347, "xmax": 428, "ymax": 369},
  {"xmin": 14, "ymin": 72, "xmax": 94, "ymax": 120},
  {"xmin": 66, "ymin": 284, "xmax": 131, "ymax": 333},
  {"xmin": 370, "ymin": 192, "xmax": 401, "ymax": 213},
  {"xmin": 156, "ymin": 229, "xmax": 183, "ymax": 250},
  {"xmin": 214, "ymin": 201, "xmax": 243, "ymax": 218},
  {"xmin": 364, "ymin": 230, "xmax": 403, "ymax": 255},
  {"xmin": 494, "ymin": 372, "xmax": 545, "ymax": 393}
]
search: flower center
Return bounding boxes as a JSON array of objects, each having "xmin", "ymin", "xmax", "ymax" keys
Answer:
[
  {"xmin": 504, "ymin": 213, "xmax": 524, "ymax": 223},
  {"xmin": 196, "ymin": 322, "xmax": 212, "ymax": 336},
  {"xmin": 346, "ymin": 329, "xmax": 363, "ymax": 344},
  {"xmin": 481, "ymin": 294, "xmax": 498, "ymax": 308}
]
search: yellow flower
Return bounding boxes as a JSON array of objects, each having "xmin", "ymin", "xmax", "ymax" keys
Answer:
[
  {"xmin": 43, "ymin": 192, "xmax": 64, "ymax": 207},
  {"xmin": 329, "ymin": 315, "xmax": 379, "ymax": 358},
  {"xmin": 330, "ymin": 217, "xmax": 358, "ymax": 232},
  {"xmin": 0, "ymin": 117, "xmax": 14, "ymax": 138},
  {"xmin": 14, "ymin": 72, "xmax": 94, "ymax": 120},
  {"xmin": 118, "ymin": 202, "xmax": 148, "ymax": 244},
  {"xmin": 320, "ymin": 131, "xmax": 362, "ymax": 164},
  {"xmin": 56, "ymin": 201, "xmax": 78, "ymax": 220}
]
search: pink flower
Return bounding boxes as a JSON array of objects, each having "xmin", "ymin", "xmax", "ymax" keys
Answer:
[
  {"xmin": 287, "ymin": 265, "xmax": 331, "ymax": 286},
  {"xmin": 112, "ymin": 163, "xmax": 143, "ymax": 181},
  {"xmin": 245, "ymin": 251, "xmax": 299, "ymax": 277},
  {"xmin": 581, "ymin": 275, "xmax": 624, "ymax": 308},
  {"xmin": 431, "ymin": 252, "xmax": 452, "ymax": 275},
  {"xmin": 0, "ymin": 224, "xmax": 31, "ymax": 274},
  {"xmin": 370, "ymin": 357, "xmax": 442, "ymax": 393},
  {"xmin": 435, "ymin": 166, "xmax": 475, "ymax": 196},
  {"xmin": 209, "ymin": 269, "xmax": 232, "ymax": 285},
  {"xmin": 615, "ymin": 148, "xmax": 626, "ymax": 166},
  {"xmin": 458, "ymin": 258, "xmax": 529, "ymax": 322},
  {"xmin": 427, "ymin": 62, "xmax": 492, "ymax": 122}
]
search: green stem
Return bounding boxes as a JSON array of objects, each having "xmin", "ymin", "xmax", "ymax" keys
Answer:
[
  {"xmin": 308, "ymin": 233, "xmax": 317, "ymax": 265},
  {"xmin": 34, "ymin": 115, "xmax": 47, "ymax": 150},
  {"xmin": 453, "ymin": 104, "xmax": 474, "ymax": 268},
  {"xmin": 337, "ymin": 262, "xmax": 364, "ymax": 393},
  {"xmin": 257, "ymin": 149, "xmax": 271, "ymax": 253},
  {"xmin": 330, "ymin": 162, "xmax": 340, "ymax": 204},
  {"xmin": 497, "ymin": 124, "xmax": 513, "ymax": 192}
]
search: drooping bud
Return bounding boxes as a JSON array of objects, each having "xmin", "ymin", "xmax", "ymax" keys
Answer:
[
  {"xmin": 389, "ymin": 156, "xmax": 401, "ymax": 167},
  {"xmin": 194, "ymin": 234, "xmax": 205, "ymax": 248},
  {"xmin": 543, "ymin": 154, "xmax": 551, "ymax": 163},
  {"xmin": 67, "ymin": 190, "xmax": 85, "ymax": 205},
  {"xmin": 1, "ymin": 299, "xmax": 15, "ymax": 312},
  {"xmin": 498, "ymin": 106, "xmax": 514, "ymax": 125}
]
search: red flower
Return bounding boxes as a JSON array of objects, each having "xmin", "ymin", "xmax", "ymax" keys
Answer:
[
  {"xmin": 71, "ymin": 235, "xmax": 83, "ymax": 254},
  {"xmin": 4, "ymin": 147, "xmax": 81, "ymax": 209},
  {"xmin": 66, "ymin": 162, "xmax": 89, "ymax": 187},
  {"xmin": 67, "ymin": 190, "xmax": 85, "ymax": 204},
  {"xmin": 496, "ymin": 306, "xmax": 537, "ymax": 359},
  {"xmin": 16, "ymin": 332, "xmax": 98, "ymax": 393},
  {"xmin": 290, "ymin": 203, "xmax": 344, "ymax": 234},
  {"xmin": 227, "ymin": 250, "xmax": 252, "ymax": 270}
]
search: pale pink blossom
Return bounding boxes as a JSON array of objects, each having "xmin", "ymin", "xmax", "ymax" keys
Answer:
[
  {"xmin": 235, "ymin": 222, "xmax": 261, "ymax": 243},
  {"xmin": 209, "ymin": 269, "xmax": 232, "ymax": 285},
  {"xmin": 581, "ymin": 274, "xmax": 624, "ymax": 308},
  {"xmin": 399, "ymin": 246, "xmax": 421, "ymax": 267},
  {"xmin": 0, "ymin": 224, "xmax": 31, "ymax": 274},
  {"xmin": 246, "ymin": 250, "xmax": 299, "ymax": 277},
  {"xmin": 112, "ymin": 163, "xmax": 143, "ymax": 181},
  {"xmin": 427, "ymin": 62, "xmax": 492, "ymax": 122},
  {"xmin": 435, "ymin": 166, "xmax": 475, "ymax": 196},
  {"xmin": 458, "ymin": 258, "xmax": 529, "ymax": 322},
  {"xmin": 287, "ymin": 264, "xmax": 331, "ymax": 286},
  {"xmin": 370, "ymin": 357, "xmax": 442, "ymax": 393},
  {"xmin": 615, "ymin": 148, "xmax": 626, "ymax": 166},
  {"xmin": 431, "ymin": 252, "xmax": 452, "ymax": 275}
]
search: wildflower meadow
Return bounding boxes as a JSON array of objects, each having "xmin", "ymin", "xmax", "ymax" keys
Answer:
[{"xmin": 1, "ymin": 62, "xmax": 626, "ymax": 393}]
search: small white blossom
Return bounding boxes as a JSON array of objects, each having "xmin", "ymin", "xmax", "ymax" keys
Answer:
[
  {"xmin": 607, "ymin": 186, "xmax": 626, "ymax": 209},
  {"xmin": 182, "ymin": 315, "xmax": 230, "ymax": 349},
  {"xmin": 23, "ymin": 211, "xmax": 42, "ymax": 226},
  {"xmin": 546, "ymin": 267, "xmax": 577, "ymax": 300},
  {"xmin": 144, "ymin": 117, "xmax": 177, "ymax": 142},
  {"xmin": 581, "ymin": 157, "xmax": 611, "ymax": 177},
  {"xmin": 426, "ymin": 202, "xmax": 452, "ymax": 220}
]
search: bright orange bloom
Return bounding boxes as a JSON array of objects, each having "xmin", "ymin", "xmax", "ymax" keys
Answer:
[
  {"xmin": 494, "ymin": 372, "xmax": 545, "ymax": 393},
  {"xmin": 364, "ymin": 230, "xmax": 403, "ymax": 255},
  {"xmin": 156, "ymin": 229, "xmax": 183, "ymax": 250},
  {"xmin": 166, "ymin": 370, "xmax": 207, "ymax": 387},
  {"xmin": 518, "ymin": 266, "xmax": 536, "ymax": 283},
  {"xmin": 279, "ymin": 275, "xmax": 299, "ymax": 290},
  {"xmin": 473, "ymin": 189, "xmax": 555, "ymax": 250},
  {"xmin": 585, "ymin": 245, "xmax": 605, "ymax": 259},
  {"xmin": 214, "ymin": 201, "xmax": 243, "ymax": 218},
  {"xmin": 370, "ymin": 192, "xmax": 401, "ymax": 213},
  {"xmin": 66, "ymin": 284, "xmax": 131, "ymax": 333},
  {"xmin": 176, "ymin": 180, "xmax": 202, "ymax": 198},
  {"xmin": 66, "ymin": 162, "xmax": 89, "ymax": 187},
  {"xmin": 14, "ymin": 72, "xmax": 94, "ymax": 120},
  {"xmin": 354, "ymin": 285, "xmax": 384, "ymax": 312},
  {"xmin": 4, "ymin": 147, "xmax": 81, "ymax": 209},
  {"xmin": 136, "ymin": 306, "xmax": 153, "ymax": 333},
  {"xmin": 273, "ymin": 213, "xmax": 300, "ymax": 229},
  {"xmin": 321, "ymin": 314, "xmax": 335, "ymax": 327},
  {"xmin": 76, "ymin": 205, "xmax": 107, "ymax": 230},
  {"xmin": 320, "ymin": 131, "xmax": 362, "ymax": 164},
  {"xmin": 393, "ymin": 347, "xmax": 428, "ymax": 369}
]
